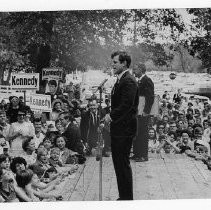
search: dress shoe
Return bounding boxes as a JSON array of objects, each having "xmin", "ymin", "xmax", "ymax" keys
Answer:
[
  {"xmin": 135, "ymin": 157, "xmax": 148, "ymax": 162},
  {"xmin": 130, "ymin": 155, "xmax": 137, "ymax": 160},
  {"xmin": 102, "ymin": 152, "xmax": 110, "ymax": 157},
  {"xmin": 116, "ymin": 197, "xmax": 133, "ymax": 200}
]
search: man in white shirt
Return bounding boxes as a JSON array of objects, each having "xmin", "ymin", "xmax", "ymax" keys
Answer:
[{"xmin": 33, "ymin": 118, "xmax": 45, "ymax": 149}]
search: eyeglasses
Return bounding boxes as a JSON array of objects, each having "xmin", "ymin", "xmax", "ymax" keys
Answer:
[{"xmin": 159, "ymin": 127, "xmax": 165, "ymax": 129}]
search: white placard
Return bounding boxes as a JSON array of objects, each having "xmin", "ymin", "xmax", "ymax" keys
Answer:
[
  {"xmin": 42, "ymin": 68, "xmax": 63, "ymax": 81},
  {"xmin": 10, "ymin": 73, "xmax": 39, "ymax": 90},
  {"xmin": 29, "ymin": 93, "xmax": 51, "ymax": 112}
]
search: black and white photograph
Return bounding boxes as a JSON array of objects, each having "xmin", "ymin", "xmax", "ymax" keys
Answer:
[{"xmin": 0, "ymin": 0, "xmax": 211, "ymax": 208}]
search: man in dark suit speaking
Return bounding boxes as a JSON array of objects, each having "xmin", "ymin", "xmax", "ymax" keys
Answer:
[
  {"xmin": 105, "ymin": 51, "xmax": 139, "ymax": 200},
  {"xmin": 131, "ymin": 63, "xmax": 154, "ymax": 162}
]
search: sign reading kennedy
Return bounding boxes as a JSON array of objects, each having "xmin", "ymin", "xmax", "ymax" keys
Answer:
[
  {"xmin": 42, "ymin": 68, "xmax": 63, "ymax": 80},
  {"xmin": 11, "ymin": 73, "xmax": 39, "ymax": 90},
  {"xmin": 29, "ymin": 94, "xmax": 51, "ymax": 112}
]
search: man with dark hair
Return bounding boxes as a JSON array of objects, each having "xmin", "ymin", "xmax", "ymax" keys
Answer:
[
  {"xmin": 131, "ymin": 62, "xmax": 154, "ymax": 162},
  {"xmin": 105, "ymin": 51, "xmax": 139, "ymax": 200},
  {"xmin": 59, "ymin": 112, "xmax": 84, "ymax": 154},
  {"xmin": 173, "ymin": 89, "xmax": 182, "ymax": 104},
  {"xmin": 46, "ymin": 80, "xmax": 58, "ymax": 102},
  {"xmin": 33, "ymin": 118, "xmax": 45, "ymax": 149}
]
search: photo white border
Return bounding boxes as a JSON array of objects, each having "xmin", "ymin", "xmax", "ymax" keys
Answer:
[{"xmin": 0, "ymin": 1, "xmax": 211, "ymax": 210}]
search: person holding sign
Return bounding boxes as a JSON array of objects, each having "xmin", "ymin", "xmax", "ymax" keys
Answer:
[{"xmin": 45, "ymin": 80, "xmax": 58, "ymax": 103}]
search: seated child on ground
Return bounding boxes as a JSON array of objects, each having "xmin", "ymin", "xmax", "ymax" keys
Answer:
[{"xmin": 16, "ymin": 169, "xmax": 62, "ymax": 201}]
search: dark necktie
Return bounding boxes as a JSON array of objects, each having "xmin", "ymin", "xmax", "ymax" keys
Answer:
[{"xmin": 111, "ymin": 78, "xmax": 119, "ymax": 95}]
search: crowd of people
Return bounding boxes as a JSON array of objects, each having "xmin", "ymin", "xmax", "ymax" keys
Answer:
[
  {"xmin": 0, "ymin": 80, "xmax": 111, "ymax": 202},
  {"xmin": 147, "ymin": 89, "xmax": 211, "ymax": 168},
  {"xmin": 0, "ymin": 72, "xmax": 211, "ymax": 202}
]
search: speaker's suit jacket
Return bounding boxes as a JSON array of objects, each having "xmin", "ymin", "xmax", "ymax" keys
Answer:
[
  {"xmin": 110, "ymin": 70, "xmax": 138, "ymax": 200},
  {"xmin": 110, "ymin": 71, "xmax": 139, "ymax": 137}
]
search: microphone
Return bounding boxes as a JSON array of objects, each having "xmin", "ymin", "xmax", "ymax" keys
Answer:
[{"xmin": 98, "ymin": 79, "xmax": 108, "ymax": 90}]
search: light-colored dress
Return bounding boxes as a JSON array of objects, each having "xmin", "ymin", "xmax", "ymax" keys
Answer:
[
  {"xmin": 9, "ymin": 121, "xmax": 35, "ymax": 156},
  {"xmin": 20, "ymin": 151, "xmax": 37, "ymax": 166}
]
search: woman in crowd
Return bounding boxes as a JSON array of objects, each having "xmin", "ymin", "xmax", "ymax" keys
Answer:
[
  {"xmin": 8, "ymin": 109, "xmax": 35, "ymax": 157},
  {"xmin": 21, "ymin": 137, "xmax": 37, "ymax": 166},
  {"xmin": 50, "ymin": 100, "xmax": 63, "ymax": 121},
  {"xmin": 202, "ymin": 119, "xmax": 211, "ymax": 142},
  {"xmin": 55, "ymin": 119, "xmax": 65, "ymax": 134},
  {"xmin": 49, "ymin": 147, "xmax": 78, "ymax": 175},
  {"xmin": 10, "ymin": 157, "xmax": 27, "ymax": 175},
  {"xmin": 54, "ymin": 135, "xmax": 78, "ymax": 165},
  {"xmin": 0, "ymin": 156, "xmax": 32, "ymax": 202},
  {"xmin": 62, "ymin": 99, "xmax": 73, "ymax": 113},
  {"xmin": 148, "ymin": 128, "xmax": 159, "ymax": 153}
]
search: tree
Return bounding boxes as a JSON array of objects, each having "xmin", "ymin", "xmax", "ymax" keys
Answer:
[
  {"xmin": 0, "ymin": 10, "xmax": 128, "ymax": 88},
  {"xmin": 187, "ymin": 8, "xmax": 211, "ymax": 71}
]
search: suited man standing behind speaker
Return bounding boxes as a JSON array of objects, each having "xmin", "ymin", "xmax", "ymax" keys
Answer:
[
  {"xmin": 131, "ymin": 63, "xmax": 154, "ymax": 162},
  {"xmin": 105, "ymin": 51, "xmax": 139, "ymax": 200}
]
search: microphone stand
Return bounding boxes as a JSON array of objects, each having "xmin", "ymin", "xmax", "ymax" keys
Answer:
[{"xmin": 95, "ymin": 79, "xmax": 107, "ymax": 201}]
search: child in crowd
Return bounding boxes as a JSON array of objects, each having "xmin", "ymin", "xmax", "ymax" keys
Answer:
[
  {"xmin": 42, "ymin": 137, "xmax": 53, "ymax": 158},
  {"xmin": 0, "ymin": 169, "xmax": 19, "ymax": 202},
  {"xmin": 148, "ymin": 128, "xmax": 159, "ymax": 153},
  {"xmin": 49, "ymin": 147, "xmax": 78, "ymax": 175},
  {"xmin": 30, "ymin": 148, "xmax": 52, "ymax": 179},
  {"xmin": 15, "ymin": 169, "xmax": 62, "ymax": 201}
]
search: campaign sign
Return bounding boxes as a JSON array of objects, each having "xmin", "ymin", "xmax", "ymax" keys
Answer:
[
  {"xmin": 29, "ymin": 93, "xmax": 51, "ymax": 112},
  {"xmin": 10, "ymin": 73, "xmax": 39, "ymax": 90},
  {"xmin": 42, "ymin": 68, "xmax": 63, "ymax": 80}
]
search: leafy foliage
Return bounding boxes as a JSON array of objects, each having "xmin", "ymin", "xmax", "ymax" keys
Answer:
[
  {"xmin": 187, "ymin": 8, "xmax": 211, "ymax": 69},
  {"xmin": 0, "ymin": 8, "xmax": 208, "ymax": 86}
]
